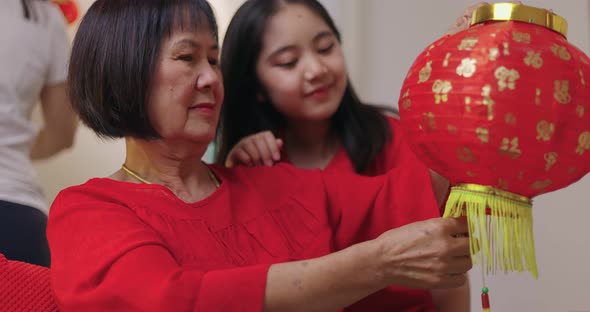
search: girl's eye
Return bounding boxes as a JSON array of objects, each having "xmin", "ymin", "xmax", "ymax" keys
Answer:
[
  {"xmin": 276, "ymin": 60, "xmax": 298, "ymax": 68},
  {"xmin": 318, "ymin": 43, "xmax": 334, "ymax": 54}
]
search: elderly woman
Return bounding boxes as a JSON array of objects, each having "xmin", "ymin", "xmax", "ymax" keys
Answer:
[{"xmin": 47, "ymin": 1, "xmax": 472, "ymax": 311}]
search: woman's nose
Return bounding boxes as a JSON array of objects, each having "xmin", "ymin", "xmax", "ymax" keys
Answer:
[{"xmin": 195, "ymin": 64, "xmax": 220, "ymax": 90}]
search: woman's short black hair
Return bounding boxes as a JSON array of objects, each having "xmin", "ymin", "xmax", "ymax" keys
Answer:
[
  {"xmin": 216, "ymin": 0, "xmax": 391, "ymax": 173},
  {"xmin": 68, "ymin": 0, "xmax": 218, "ymax": 139}
]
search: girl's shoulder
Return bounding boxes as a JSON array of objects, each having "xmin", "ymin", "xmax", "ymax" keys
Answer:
[{"xmin": 364, "ymin": 114, "xmax": 423, "ymax": 176}]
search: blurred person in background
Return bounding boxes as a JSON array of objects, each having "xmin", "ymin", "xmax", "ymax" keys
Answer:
[{"xmin": 0, "ymin": 0, "xmax": 77, "ymax": 267}]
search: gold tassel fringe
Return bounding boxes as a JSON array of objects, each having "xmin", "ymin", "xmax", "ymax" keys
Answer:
[{"xmin": 443, "ymin": 184, "xmax": 538, "ymax": 278}]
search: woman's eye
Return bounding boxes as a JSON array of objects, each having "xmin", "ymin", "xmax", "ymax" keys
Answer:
[
  {"xmin": 318, "ymin": 43, "xmax": 334, "ymax": 54},
  {"xmin": 208, "ymin": 58, "xmax": 219, "ymax": 66},
  {"xmin": 178, "ymin": 55, "xmax": 193, "ymax": 62}
]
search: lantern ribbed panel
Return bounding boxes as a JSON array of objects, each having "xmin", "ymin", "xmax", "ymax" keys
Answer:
[{"xmin": 399, "ymin": 21, "xmax": 590, "ymax": 198}]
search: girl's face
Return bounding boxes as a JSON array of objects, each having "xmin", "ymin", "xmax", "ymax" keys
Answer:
[
  {"xmin": 147, "ymin": 27, "xmax": 223, "ymax": 143},
  {"xmin": 255, "ymin": 3, "xmax": 347, "ymax": 123}
]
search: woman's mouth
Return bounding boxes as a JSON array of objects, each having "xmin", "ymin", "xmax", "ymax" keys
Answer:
[{"xmin": 190, "ymin": 103, "xmax": 215, "ymax": 113}]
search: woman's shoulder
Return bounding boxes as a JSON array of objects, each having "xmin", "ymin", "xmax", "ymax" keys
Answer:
[{"xmin": 50, "ymin": 178, "xmax": 156, "ymax": 213}]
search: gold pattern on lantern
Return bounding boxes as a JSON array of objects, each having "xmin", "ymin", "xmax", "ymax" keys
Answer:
[
  {"xmin": 505, "ymin": 113, "xmax": 517, "ymax": 125},
  {"xmin": 476, "ymin": 127, "xmax": 489, "ymax": 143},
  {"xmin": 432, "ymin": 80, "xmax": 452, "ymax": 104},
  {"xmin": 524, "ymin": 51, "xmax": 543, "ymax": 69},
  {"xmin": 536, "ymin": 121, "xmax": 555, "ymax": 142},
  {"xmin": 498, "ymin": 179, "xmax": 509, "ymax": 190},
  {"xmin": 418, "ymin": 61, "xmax": 432, "ymax": 83},
  {"xmin": 554, "ymin": 80, "xmax": 572, "ymax": 104},
  {"xmin": 518, "ymin": 171, "xmax": 524, "ymax": 181},
  {"xmin": 512, "ymin": 31, "xmax": 531, "ymax": 44},
  {"xmin": 580, "ymin": 70, "xmax": 586, "ymax": 86},
  {"xmin": 495, "ymin": 67, "xmax": 519, "ymax": 91},
  {"xmin": 448, "ymin": 124, "xmax": 458, "ymax": 134},
  {"xmin": 424, "ymin": 112, "xmax": 437, "ymax": 131},
  {"xmin": 465, "ymin": 96, "xmax": 471, "ymax": 113},
  {"xmin": 581, "ymin": 57, "xmax": 589, "ymax": 65},
  {"xmin": 443, "ymin": 53, "xmax": 452, "ymax": 67},
  {"xmin": 401, "ymin": 89, "xmax": 411, "ymax": 111},
  {"xmin": 544, "ymin": 152, "xmax": 558, "ymax": 171},
  {"xmin": 503, "ymin": 42, "xmax": 510, "ymax": 56},
  {"xmin": 535, "ymin": 88, "xmax": 541, "ymax": 105},
  {"xmin": 402, "ymin": 98, "xmax": 411, "ymax": 111},
  {"xmin": 499, "ymin": 137, "xmax": 522, "ymax": 159},
  {"xmin": 425, "ymin": 44, "xmax": 435, "ymax": 57},
  {"xmin": 458, "ymin": 146, "xmax": 478, "ymax": 163},
  {"xmin": 458, "ymin": 38, "xmax": 478, "ymax": 51},
  {"xmin": 489, "ymin": 48, "xmax": 500, "ymax": 61},
  {"xmin": 481, "ymin": 85, "xmax": 495, "ymax": 121},
  {"xmin": 568, "ymin": 166, "xmax": 577, "ymax": 174},
  {"xmin": 576, "ymin": 105, "xmax": 585, "ymax": 118},
  {"xmin": 576, "ymin": 131, "xmax": 590, "ymax": 155},
  {"xmin": 532, "ymin": 179, "xmax": 553, "ymax": 191},
  {"xmin": 457, "ymin": 58, "xmax": 477, "ymax": 78},
  {"xmin": 550, "ymin": 45, "xmax": 571, "ymax": 61}
]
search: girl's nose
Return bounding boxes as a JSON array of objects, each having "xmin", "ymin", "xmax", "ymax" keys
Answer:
[{"xmin": 303, "ymin": 57, "xmax": 328, "ymax": 81}]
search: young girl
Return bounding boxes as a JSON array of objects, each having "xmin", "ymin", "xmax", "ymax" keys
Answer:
[{"xmin": 216, "ymin": 1, "xmax": 483, "ymax": 311}]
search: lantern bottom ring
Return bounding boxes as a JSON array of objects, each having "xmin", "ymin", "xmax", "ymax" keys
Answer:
[{"xmin": 452, "ymin": 183, "xmax": 532, "ymax": 206}]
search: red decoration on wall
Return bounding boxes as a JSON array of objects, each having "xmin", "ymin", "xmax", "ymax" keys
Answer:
[{"xmin": 51, "ymin": 0, "xmax": 79, "ymax": 25}]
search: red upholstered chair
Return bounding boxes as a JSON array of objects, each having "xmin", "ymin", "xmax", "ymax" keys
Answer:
[{"xmin": 0, "ymin": 253, "xmax": 59, "ymax": 312}]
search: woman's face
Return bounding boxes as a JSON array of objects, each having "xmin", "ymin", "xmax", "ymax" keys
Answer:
[
  {"xmin": 255, "ymin": 3, "xmax": 347, "ymax": 122},
  {"xmin": 147, "ymin": 27, "xmax": 223, "ymax": 143}
]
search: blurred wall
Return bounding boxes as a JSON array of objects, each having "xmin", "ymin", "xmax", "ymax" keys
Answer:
[{"xmin": 34, "ymin": 1, "xmax": 590, "ymax": 311}]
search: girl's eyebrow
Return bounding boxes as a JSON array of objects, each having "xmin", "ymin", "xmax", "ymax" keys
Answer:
[
  {"xmin": 312, "ymin": 30, "xmax": 334, "ymax": 43},
  {"xmin": 267, "ymin": 30, "xmax": 334, "ymax": 60},
  {"xmin": 268, "ymin": 45, "xmax": 297, "ymax": 60}
]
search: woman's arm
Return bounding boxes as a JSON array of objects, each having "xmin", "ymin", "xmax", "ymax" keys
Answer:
[
  {"xmin": 432, "ymin": 279, "xmax": 471, "ymax": 312},
  {"xmin": 265, "ymin": 217, "xmax": 471, "ymax": 312},
  {"xmin": 30, "ymin": 83, "xmax": 78, "ymax": 160}
]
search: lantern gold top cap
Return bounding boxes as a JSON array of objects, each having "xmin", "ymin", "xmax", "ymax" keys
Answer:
[{"xmin": 471, "ymin": 3, "xmax": 568, "ymax": 38}]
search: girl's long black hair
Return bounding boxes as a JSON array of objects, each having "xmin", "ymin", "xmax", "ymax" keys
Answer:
[{"xmin": 216, "ymin": 0, "xmax": 392, "ymax": 173}]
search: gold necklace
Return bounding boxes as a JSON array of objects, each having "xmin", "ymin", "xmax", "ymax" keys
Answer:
[{"xmin": 121, "ymin": 164, "xmax": 220, "ymax": 188}]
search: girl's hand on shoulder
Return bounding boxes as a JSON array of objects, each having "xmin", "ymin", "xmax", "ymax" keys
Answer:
[
  {"xmin": 446, "ymin": 2, "xmax": 487, "ymax": 36},
  {"xmin": 446, "ymin": 1, "xmax": 525, "ymax": 36},
  {"xmin": 225, "ymin": 131, "xmax": 283, "ymax": 168}
]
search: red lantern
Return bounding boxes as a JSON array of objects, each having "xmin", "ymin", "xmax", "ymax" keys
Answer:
[
  {"xmin": 51, "ymin": 0, "xmax": 79, "ymax": 25},
  {"xmin": 399, "ymin": 1, "xmax": 590, "ymax": 297}
]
